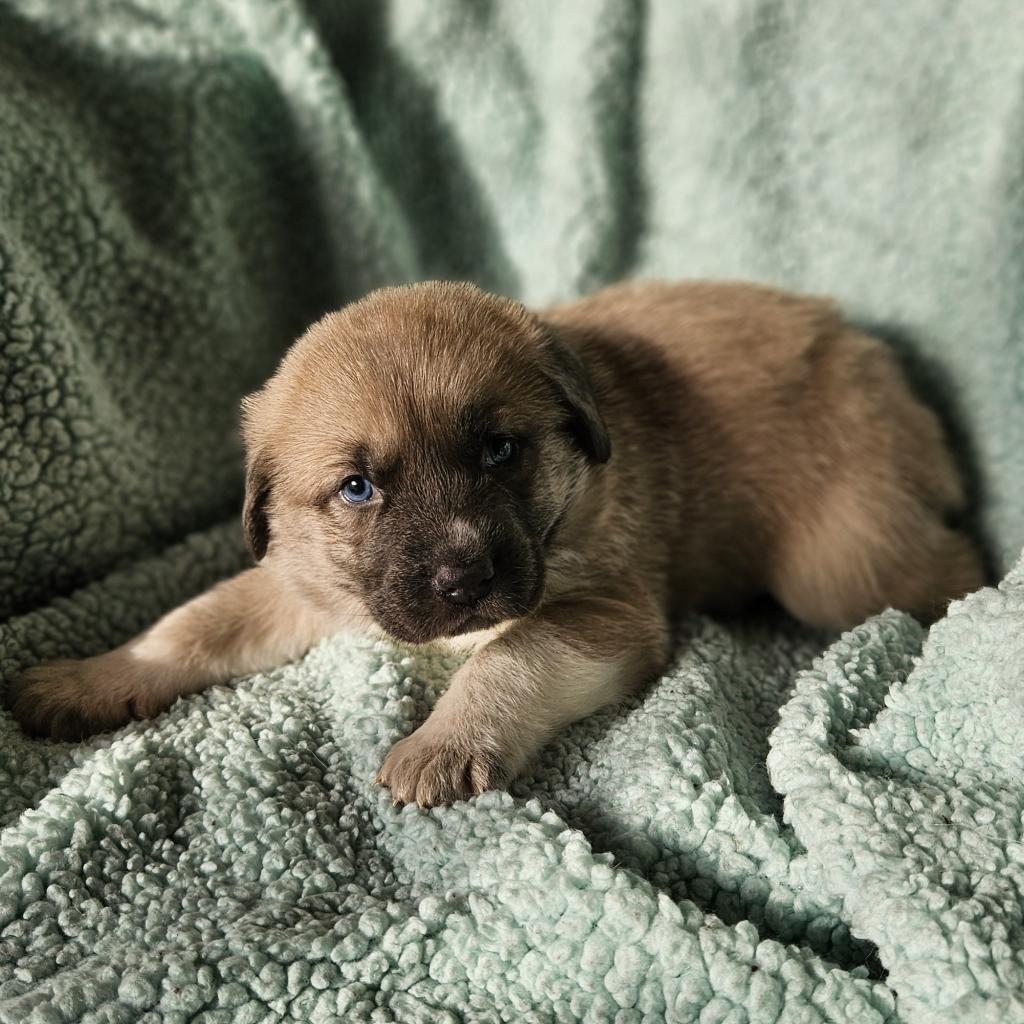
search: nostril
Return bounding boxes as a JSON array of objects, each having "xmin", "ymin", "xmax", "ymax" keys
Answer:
[{"xmin": 434, "ymin": 556, "xmax": 495, "ymax": 605}]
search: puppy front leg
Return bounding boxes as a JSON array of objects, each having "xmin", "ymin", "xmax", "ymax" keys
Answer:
[
  {"xmin": 378, "ymin": 592, "xmax": 670, "ymax": 806},
  {"xmin": 8, "ymin": 567, "xmax": 342, "ymax": 741}
]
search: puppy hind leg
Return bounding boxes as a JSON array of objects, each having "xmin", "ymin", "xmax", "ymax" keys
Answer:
[
  {"xmin": 769, "ymin": 490, "xmax": 985, "ymax": 631},
  {"xmin": 901, "ymin": 524, "xmax": 985, "ymax": 623}
]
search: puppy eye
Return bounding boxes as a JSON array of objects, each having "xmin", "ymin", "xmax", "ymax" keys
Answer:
[
  {"xmin": 483, "ymin": 435, "xmax": 518, "ymax": 468},
  {"xmin": 339, "ymin": 475, "xmax": 375, "ymax": 504}
]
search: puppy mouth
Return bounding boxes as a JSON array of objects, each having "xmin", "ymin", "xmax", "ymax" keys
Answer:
[
  {"xmin": 377, "ymin": 604, "xmax": 508, "ymax": 645},
  {"xmin": 421, "ymin": 591, "xmax": 534, "ymax": 641},
  {"xmin": 371, "ymin": 568, "xmax": 545, "ymax": 645},
  {"xmin": 456, "ymin": 589, "xmax": 533, "ymax": 627},
  {"xmin": 442, "ymin": 608, "xmax": 504, "ymax": 638},
  {"xmin": 438, "ymin": 563, "xmax": 546, "ymax": 637}
]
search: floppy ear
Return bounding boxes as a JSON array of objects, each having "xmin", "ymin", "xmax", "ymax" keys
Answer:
[
  {"xmin": 240, "ymin": 391, "xmax": 273, "ymax": 561},
  {"xmin": 541, "ymin": 327, "xmax": 611, "ymax": 463},
  {"xmin": 242, "ymin": 453, "xmax": 272, "ymax": 561}
]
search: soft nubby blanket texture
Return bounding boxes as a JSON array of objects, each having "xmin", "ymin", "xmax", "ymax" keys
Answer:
[{"xmin": 2, "ymin": 2, "xmax": 1023, "ymax": 1022}]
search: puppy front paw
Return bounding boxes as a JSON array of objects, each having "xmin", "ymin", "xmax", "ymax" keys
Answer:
[
  {"xmin": 7, "ymin": 655, "xmax": 144, "ymax": 741},
  {"xmin": 376, "ymin": 725, "xmax": 505, "ymax": 807}
]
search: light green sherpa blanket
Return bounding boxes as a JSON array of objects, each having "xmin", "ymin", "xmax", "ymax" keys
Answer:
[{"xmin": 2, "ymin": 2, "xmax": 1023, "ymax": 1022}]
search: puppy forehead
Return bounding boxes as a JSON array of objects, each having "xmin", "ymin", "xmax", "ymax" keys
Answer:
[
  {"xmin": 258, "ymin": 287, "xmax": 566, "ymax": 495},
  {"xmin": 298, "ymin": 377, "xmax": 555, "ymax": 459},
  {"xmin": 283, "ymin": 288, "xmax": 558, "ymax": 440},
  {"xmin": 328, "ymin": 288, "xmax": 538, "ymax": 378}
]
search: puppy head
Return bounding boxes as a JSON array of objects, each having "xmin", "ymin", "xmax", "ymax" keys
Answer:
[{"xmin": 242, "ymin": 281, "xmax": 610, "ymax": 643}]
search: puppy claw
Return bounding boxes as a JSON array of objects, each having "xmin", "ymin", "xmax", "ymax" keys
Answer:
[
  {"xmin": 7, "ymin": 656, "xmax": 141, "ymax": 741},
  {"xmin": 377, "ymin": 727, "xmax": 504, "ymax": 808}
]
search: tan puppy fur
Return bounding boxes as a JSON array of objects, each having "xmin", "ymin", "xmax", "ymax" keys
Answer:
[{"xmin": 9, "ymin": 280, "xmax": 984, "ymax": 806}]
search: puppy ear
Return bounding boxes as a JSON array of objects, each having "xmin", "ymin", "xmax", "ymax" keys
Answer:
[
  {"xmin": 542, "ymin": 328, "xmax": 611, "ymax": 463},
  {"xmin": 240, "ymin": 391, "xmax": 273, "ymax": 561},
  {"xmin": 243, "ymin": 454, "xmax": 272, "ymax": 561}
]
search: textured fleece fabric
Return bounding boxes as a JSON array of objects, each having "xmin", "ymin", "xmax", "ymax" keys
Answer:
[{"xmin": 2, "ymin": 2, "xmax": 1023, "ymax": 1022}]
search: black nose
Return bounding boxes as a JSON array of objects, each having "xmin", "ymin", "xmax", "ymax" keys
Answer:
[{"xmin": 433, "ymin": 556, "xmax": 495, "ymax": 606}]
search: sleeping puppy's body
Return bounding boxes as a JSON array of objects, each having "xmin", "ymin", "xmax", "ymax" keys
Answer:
[{"xmin": 10, "ymin": 280, "xmax": 984, "ymax": 805}]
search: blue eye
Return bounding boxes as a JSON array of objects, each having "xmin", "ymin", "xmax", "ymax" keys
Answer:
[
  {"xmin": 340, "ymin": 475, "xmax": 375, "ymax": 504},
  {"xmin": 484, "ymin": 435, "xmax": 518, "ymax": 468}
]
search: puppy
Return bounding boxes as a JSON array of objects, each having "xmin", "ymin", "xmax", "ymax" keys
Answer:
[{"xmin": 9, "ymin": 280, "xmax": 984, "ymax": 805}]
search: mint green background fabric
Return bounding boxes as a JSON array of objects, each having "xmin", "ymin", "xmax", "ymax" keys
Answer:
[{"xmin": 2, "ymin": 3, "xmax": 1023, "ymax": 1021}]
